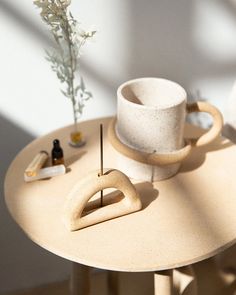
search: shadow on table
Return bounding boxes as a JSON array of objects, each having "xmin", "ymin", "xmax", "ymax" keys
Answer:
[
  {"xmin": 84, "ymin": 181, "xmax": 158, "ymax": 216},
  {"xmin": 135, "ymin": 181, "xmax": 159, "ymax": 210},
  {"xmin": 180, "ymin": 125, "xmax": 233, "ymax": 173},
  {"xmin": 66, "ymin": 150, "xmax": 87, "ymax": 167}
]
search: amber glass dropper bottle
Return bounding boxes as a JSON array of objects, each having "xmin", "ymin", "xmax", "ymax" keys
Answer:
[{"xmin": 51, "ymin": 139, "xmax": 64, "ymax": 166}]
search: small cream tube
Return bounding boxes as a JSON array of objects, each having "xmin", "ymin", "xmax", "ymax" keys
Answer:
[
  {"xmin": 24, "ymin": 165, "xmax": 66, "ymax": 182},
  {"xmin": 25, "ymin": 151, "xmax": 49, "ymax": 177}
]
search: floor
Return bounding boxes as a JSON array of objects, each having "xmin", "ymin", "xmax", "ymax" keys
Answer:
[
  {"xmin": 3, "ymin": 271, "xmax": 154, "ymax": 295},
  {"xmin": 3, "ymin": 263, "xmax": 236, "ymax": 295}
]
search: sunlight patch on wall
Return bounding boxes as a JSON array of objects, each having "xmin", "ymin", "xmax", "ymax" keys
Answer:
[{"xmin": 193, "ymin": 0, "xmax": 236, "ymax": 62}]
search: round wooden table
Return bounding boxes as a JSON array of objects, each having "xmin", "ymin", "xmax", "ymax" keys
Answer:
[{"xmin": 4, "ymin": 117, "xmax": 236, "ymax": 294}]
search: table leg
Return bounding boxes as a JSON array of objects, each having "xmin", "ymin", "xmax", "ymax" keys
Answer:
[
  {"xmin": 70, "ymin": 262, "xmax": 91, "ymax": 295},
  {"xmin": 107, "ymin": 271, "xmax": 119, "ymax": 295},
  {"xmin": 154, "ymin": 270, "xmax": 173, "ymax": 295}
]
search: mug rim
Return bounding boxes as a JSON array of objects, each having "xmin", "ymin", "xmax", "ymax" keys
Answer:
[{"xmin": 117, "ymin": 77, "xmax": 187, "ymax": 110}]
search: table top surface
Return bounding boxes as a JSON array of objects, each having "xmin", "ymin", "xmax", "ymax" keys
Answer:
[{"xmin": 4, "ymin": 117, "xmax": 236, "ymax": 272}]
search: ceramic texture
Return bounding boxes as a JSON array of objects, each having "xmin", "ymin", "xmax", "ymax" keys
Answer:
[{"xmin": 116, "ymin": 77, "xmax": 187, "ymax": 181}]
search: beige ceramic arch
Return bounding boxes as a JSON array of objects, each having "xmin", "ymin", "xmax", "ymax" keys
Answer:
[
  {"xmin": 63, "ymin": 169, "xmax": 142, "ymax": 231},
  {"xmin": 108, "ymin": 101, "xmax": 223, "ymax": 166}
]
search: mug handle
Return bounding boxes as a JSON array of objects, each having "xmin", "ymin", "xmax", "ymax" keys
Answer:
[
  {"xmin": 108, "ymin": 102, "xmax": 223, "ymax": 166},
  {"xmin": 186, "ymin": 101, "xmax": 223, "ymax": 147}
]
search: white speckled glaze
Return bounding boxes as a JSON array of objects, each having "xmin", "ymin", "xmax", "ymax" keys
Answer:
[{"xmin": 116, "ymin": 77, "xmax": 187, "ymax": 181}]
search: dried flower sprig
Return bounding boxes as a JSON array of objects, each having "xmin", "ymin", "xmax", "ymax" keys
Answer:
[{"xmin": 34, "ymin": 0, "xmax": 96, "ymax": 128}]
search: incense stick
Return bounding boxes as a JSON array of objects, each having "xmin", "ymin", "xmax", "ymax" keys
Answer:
[{"xmin": 100, "ymin": 124, "xmax": 104, "ymax": 207}]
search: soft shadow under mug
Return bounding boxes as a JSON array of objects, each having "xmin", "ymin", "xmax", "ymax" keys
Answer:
[{"xmin": 108, "ymin": 77, "xmax": 223, "ymax": 181}]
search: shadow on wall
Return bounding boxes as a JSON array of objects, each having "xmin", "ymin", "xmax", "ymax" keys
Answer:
[
  {"xmin": 3, "ymin": 0, "xmax": 236, "ymax": 108},
  {"xmin": 0, "ymin": 0, "xmax": 116, "ymax": 105},
  {"xmin": 0, "ymin": 114, "xmax": 70, "ymax": 293},
  {"xmin": 127, "ymin": 0, "xmax": 236, "ymax": 89},
  {"xmin": 0, "ymin": 0, "xmax": 53, "ymax": 46}
]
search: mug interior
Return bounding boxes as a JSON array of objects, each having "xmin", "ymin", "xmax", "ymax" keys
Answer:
[{"xmin": 119, "ymin": 78, "xmax": 186, "ymax": 109}]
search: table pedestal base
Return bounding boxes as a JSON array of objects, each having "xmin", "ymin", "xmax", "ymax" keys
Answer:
[
  {"xmin": 70, "ymin": 263, "xmax": 90, "ymax": 295},
  {"xmin": 154, "ymin": 270, "xmax": 173, "ymax": 295},
  {"xmin": 108, "ymin": 271, "xmax": 119, "ymax": 295}
]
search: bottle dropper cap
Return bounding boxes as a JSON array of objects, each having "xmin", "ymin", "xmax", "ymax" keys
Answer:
[{"xmin": 53, "ymin": 139, "xmax": 60, "ymax": 148}]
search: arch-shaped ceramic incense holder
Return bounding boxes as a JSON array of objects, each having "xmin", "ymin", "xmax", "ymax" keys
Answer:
[{"xmin": 63, "ymin": 169, "xmax": 142, "ymax": 231}]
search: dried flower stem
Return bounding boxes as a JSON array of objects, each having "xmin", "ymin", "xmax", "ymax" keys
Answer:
[{"xmin": 34, "ymin": 0, "xmax": 96, "ymax": 128}]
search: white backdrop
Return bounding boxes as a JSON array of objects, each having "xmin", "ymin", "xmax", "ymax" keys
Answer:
[{"xmin": 1, "ymin": 0, "xmax": 236, "ymax": 292}]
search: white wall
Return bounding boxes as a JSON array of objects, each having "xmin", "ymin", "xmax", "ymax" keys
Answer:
[{"xmin": 1, "ymin": 0, "xmax": 236, "ymax": 292}]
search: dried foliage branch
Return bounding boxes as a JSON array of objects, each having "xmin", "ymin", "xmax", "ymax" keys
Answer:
[{"xmin": 34, "ymin": 0, "xmax": 96, "ymax": 127}]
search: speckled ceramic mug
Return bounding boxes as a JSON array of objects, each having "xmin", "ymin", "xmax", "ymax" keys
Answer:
[{"xmin": 109, "ymin": 77, "xmax": 223, "ymax": 181}]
